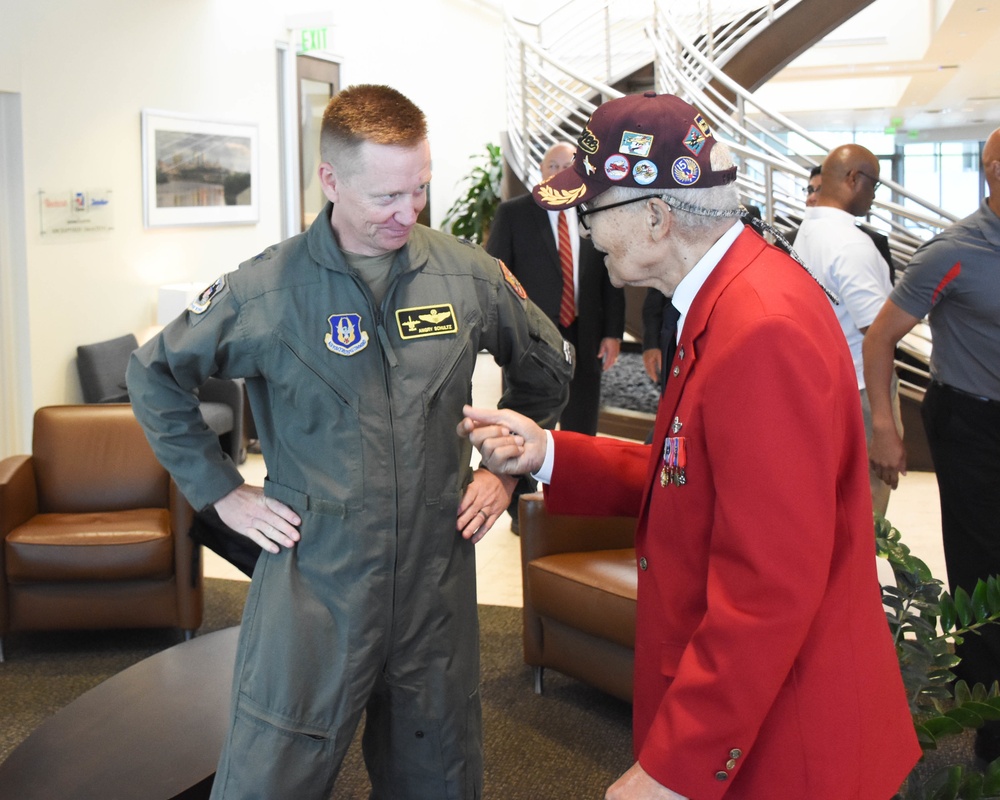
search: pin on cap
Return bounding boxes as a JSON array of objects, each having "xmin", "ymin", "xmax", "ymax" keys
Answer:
[{"xmin": 532, "ymin": 92, "xmax": 737, "ymax": 210}]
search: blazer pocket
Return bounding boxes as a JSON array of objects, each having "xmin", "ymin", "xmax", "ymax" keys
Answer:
[{"xmin": 660, "ymin": 641, "xmax": 687, "ymax": 679}]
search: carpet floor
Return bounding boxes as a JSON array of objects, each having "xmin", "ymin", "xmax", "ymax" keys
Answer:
[{"xmin": 0, "ymin": 578, "xmax": 633, "ymax": 798}]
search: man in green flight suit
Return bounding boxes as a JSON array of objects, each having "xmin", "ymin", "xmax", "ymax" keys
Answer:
[{"xmin": 127, "ymin": 84, "xmax": 571, "ymax": 799}]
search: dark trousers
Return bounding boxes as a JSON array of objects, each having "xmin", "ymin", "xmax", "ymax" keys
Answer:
[
  {"xmin": 922, "ymin": 382, "xmax": 1000, "ymax": 694},
  {"xmin": 558, "ymin": 319, "xmax": 601, "ymax": 436}
]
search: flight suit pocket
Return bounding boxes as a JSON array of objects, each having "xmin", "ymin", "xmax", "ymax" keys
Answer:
[
  {"xmin": 219, "ymin": 693, "xmax": 340, "ymax": 800},
  {"xmin": 423, "ymin": 317, "xmax": 477, "ymax": 505},
  {"xmin": 272, "ymin": 329, "xmax": 364, "ymax": 510}
]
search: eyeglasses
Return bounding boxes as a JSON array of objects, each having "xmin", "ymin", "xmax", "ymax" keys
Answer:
[
  {"xmin": 804, "ymin": 185, "xmax": 820, "ymax": 196},
  {"xmin": 577, "ymin": 195, "xmax": 663, "ymax": 231},
  {"xmin": 855, "ymin": 170, "xmax": 882, "ymax": 190}
]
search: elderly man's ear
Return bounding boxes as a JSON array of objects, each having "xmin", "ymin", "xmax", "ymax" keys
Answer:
[{"xmin": 647, "ymin": 198, "xmax": 673, "ymax": 242}]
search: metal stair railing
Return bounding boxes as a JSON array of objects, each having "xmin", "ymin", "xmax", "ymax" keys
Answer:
[
  {"xmin": 503, "ymin": 2, "xmax": 653, "ymax": 190},
  {"xmin": 649, "ymin": 4, "xmax": 948, "ymax": 398},
  {"xmin": 503, "ymin": 0, "xmax": 955, "ymax": 398},
  {"xmin": 651, "ymin": 4, "xmax": 959, "ymax": 241},
  {"xmin": 502, "ymin": 1, "xmax": 797, "ymax": 189}
]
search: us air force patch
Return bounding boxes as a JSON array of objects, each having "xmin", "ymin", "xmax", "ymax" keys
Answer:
[
  {"xmin": 325, "ymin": 313, "xmax": 369, "ymax": 356},
  {"xmin": 189, "ymin": 276, "xmax": 226, "ymax": 315},
  {"xmin": 396, "ymin": 304, "xmax": 458, "ymax": 340}
]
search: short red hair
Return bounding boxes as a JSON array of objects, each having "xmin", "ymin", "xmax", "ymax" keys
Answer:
[{"xmin": 320, "ymin": 84, "xmax": 427, "ymax": 170}]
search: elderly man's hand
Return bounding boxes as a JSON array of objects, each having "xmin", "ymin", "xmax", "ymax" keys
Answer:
[
  {"xmin": 606, "ymin": 762, "xmax": 688, "ymax": 800},
  {"xmin": 456, "ymin": 405, "xmax": 547, "ymax": 477},
  {"xmin": 214, "ymin": 485, "xmax": 301, "ymax": 554}
]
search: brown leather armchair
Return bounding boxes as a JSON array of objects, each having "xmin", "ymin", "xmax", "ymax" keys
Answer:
[
  {"xmin": 0, "ymin": 405, "xmax": 203, "ymax": 661},
  {"xmin": 519, "ymin": 492, "xmax": 637, "ymax": 703}
]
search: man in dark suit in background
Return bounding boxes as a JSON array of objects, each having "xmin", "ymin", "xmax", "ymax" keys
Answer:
[{"xmin": 486, "ymin": 142, "xmax": 625, "ymax": 435}]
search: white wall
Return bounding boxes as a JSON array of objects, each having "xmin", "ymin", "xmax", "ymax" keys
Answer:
[{"xmin": 0, "ymin": 0, "xmax": 506, "ymax": 424}]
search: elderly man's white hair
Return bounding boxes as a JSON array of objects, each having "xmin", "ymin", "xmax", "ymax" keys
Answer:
[{"xmin": 601, "ymin": 141, "xmax": 740, "ymax": 234}]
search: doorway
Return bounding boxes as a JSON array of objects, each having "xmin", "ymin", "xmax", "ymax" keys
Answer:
[
  {"xmin": 0, "ymin": 91, "xmax": 32, "ymax": 456},
  {"xmin": 296, "ymin": 56, "xmax": 339, "ymax": 232}
]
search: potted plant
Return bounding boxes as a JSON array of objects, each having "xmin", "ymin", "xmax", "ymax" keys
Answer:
[
  {"xmin": 441, "ymin": 142, "xmax": 502, "ymax": 245},
  {"xmin": 878, "ymin": 515, "xmax": 1000, "ymax": 798}
]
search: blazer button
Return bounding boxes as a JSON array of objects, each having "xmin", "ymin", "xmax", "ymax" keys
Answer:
[
  {"xmin": 639, "ymin": 556, "xmax": 648, "ymax": 570},
  {"xmin": 730, "ymin": 748, "xmax": 742, "ymax": 759},
  {"xmin": 672, "ymin": 365, "xmax": 680, "ymax": 377},
  {"xmin": 726, "ymin": 759, "xmax": 737, "ymax": 770},
  {"xmin": 715, "ymin": 771, "xmax": 728, "ymax": 781}
]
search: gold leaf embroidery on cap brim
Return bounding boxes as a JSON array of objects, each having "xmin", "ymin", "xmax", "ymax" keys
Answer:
[{"xmin": 537, "ymin": 185, "xmax": 587, "ymax": 206}]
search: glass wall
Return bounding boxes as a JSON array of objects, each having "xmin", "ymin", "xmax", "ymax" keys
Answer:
[
  {"xmin": 787, "ymin": 130, "xmax": 985, "ymax": 237},
  {"xmin": 899, "ymin": 140, "xmax": 982, "ymax": 222}
]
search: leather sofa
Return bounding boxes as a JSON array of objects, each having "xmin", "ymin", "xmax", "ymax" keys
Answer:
[
  {"xmin": 519, "ymin": 492, "xmax": 638, "ymax": 703},
  {"xmin": 0, "ymin": 404, "xmax": 203, "ymax": 661}
]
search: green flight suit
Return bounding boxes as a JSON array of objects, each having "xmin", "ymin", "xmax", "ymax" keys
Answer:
[{"xmin": 126, "ymin": 205, "xmax": 572, "ymax": 799}]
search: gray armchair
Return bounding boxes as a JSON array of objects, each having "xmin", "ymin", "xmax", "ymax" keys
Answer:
[{"xmin": 76, "ymin": 333, "xmax": 247, "ymax": 464}]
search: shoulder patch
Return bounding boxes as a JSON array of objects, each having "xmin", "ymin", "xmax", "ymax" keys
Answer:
[
  {"xmin": 497, "ymin": 259, "xmax": 528, "ymax": 301},
  {"xmin": 189, "ymin": 275, "xmax": 227, "ymax": 315}
]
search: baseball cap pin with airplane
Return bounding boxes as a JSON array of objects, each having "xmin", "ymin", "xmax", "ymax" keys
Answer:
[{"xmin": 532, "ymin": 91, "xmax": 737, "ymax": 210}]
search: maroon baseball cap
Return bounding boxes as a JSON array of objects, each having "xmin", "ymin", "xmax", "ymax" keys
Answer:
[{"xmin": 533, "ymin": 92, "xmax": 737, "ymax": 210}]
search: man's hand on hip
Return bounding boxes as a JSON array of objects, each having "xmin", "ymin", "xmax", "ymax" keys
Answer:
[{"xmin": 214, "ymin": 485, "xmax": 301, "ymax": 554}]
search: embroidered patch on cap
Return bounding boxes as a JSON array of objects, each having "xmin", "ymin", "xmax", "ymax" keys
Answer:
[
  {"xmin": 671, "ymin": 157, "xmax": 701, "ymax": 186},
  {"xmin": 604, "ymin": 155, "xmax": 630, "ymax": 181},
  {"xmin": 620, "ymin": 131, "xmax": 653, "ymax": 157},
  {"xmin": 396, "ymin": 304, "xmax": 458, "ymax": 339},
  {"xmin": 578, "ymin": 127, "xmax": 600, "ymax": 154},
  {"xmin": 535, "ymin": 183, "xmax": 588, "ymax": 207},
  {"xmin": 683, "ymin": 125, "xmax": 707, "ymax": 156},
  {"xmin": 325, "ymin": 313, "xmax": 369, "ymax": 356},
  {"xmin": 634, "ymin": 160, "xmax": 658, "ymax": 185}
]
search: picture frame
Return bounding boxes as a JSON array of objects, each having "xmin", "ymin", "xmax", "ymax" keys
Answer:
[{"xmin": 141, "ymin": 110, "xmax": 259, "ymax": 228}]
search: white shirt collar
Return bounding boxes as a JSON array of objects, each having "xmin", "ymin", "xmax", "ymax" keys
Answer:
[{"xmin": 671, "ymin": 220, "xmax": 744, "ymax": 339}]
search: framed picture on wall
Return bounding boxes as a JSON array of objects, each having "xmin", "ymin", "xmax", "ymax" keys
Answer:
[{"xmin": 141, "ymin": 110, "xmax": 259, "ymax": 227}]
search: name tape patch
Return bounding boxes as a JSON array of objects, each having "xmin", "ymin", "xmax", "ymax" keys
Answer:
[{"xmin": 396, "ymin": 304, "xmax": 458, "ymax": 339}]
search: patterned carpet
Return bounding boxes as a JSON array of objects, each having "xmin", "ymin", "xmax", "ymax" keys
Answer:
[{"xmin": 0, "ymin": 579, "xmax": 633, "ymax": 798}]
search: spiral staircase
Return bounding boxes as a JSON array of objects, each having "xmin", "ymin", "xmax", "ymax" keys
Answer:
[{"xmin": 500, "ymin": 0, "xmax": 956, "ymax": 448}]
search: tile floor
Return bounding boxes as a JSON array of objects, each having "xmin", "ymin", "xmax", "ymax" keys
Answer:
[{"xmin": 207, "ymin": 352, "xmax": 948, "ymax": 606}]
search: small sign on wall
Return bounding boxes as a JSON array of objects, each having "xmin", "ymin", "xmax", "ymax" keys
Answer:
[{"xmin": 39, "ymin": 189, "xmax": 114, "ymax": 235}]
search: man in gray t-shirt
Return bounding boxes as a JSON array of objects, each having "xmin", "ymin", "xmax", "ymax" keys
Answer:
[{"xmin": 863, "ymin": 125, "xmax": 1000, "ymax": 763}]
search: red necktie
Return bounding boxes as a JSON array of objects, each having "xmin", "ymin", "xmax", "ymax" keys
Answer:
[{"xmin": 557, "ymin": 211, "xmax": 575, "ymax": 327}]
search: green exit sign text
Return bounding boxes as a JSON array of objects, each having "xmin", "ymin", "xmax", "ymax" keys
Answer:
[{"xmin": 300, "ymin": 28, "xmax": 329, "ymax": 53}]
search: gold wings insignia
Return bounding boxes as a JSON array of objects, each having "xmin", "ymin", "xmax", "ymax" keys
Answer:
[
  {"xmin": 536, "ymin": 185, "xmax": 587, "ymax": 206},
  {"xmin": 418, "ymin": 309, "xmax": 452, "ymax": 324}
]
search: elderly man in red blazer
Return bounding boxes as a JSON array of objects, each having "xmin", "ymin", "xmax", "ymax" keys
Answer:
[{"xmin": 459, "ymin": 92, "xmax": 919, "ymax": 799}]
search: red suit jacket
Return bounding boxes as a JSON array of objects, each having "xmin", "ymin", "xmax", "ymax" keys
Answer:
[{"xmin": 545, "ymin": 229, "xmax": 919, "ymax": 799}]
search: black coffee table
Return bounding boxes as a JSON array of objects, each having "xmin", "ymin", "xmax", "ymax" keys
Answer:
[{"xmin": 0, "ymin": 625, "xmax": 239, "ymax": 800}]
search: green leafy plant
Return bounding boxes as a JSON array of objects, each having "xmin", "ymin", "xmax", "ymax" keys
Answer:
[
  {"xmin": 878, "ymin": 515, "xmax": 1000, "ymax": 798},
  {"xmin": 441, "ymin": 142, "xmax": 502, "ymax": 244}
]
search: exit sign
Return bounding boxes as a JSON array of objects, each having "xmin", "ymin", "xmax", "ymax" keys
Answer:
[{"xmin": 299, "ymin": 27, "xmax": 330, "ymax": 53}]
